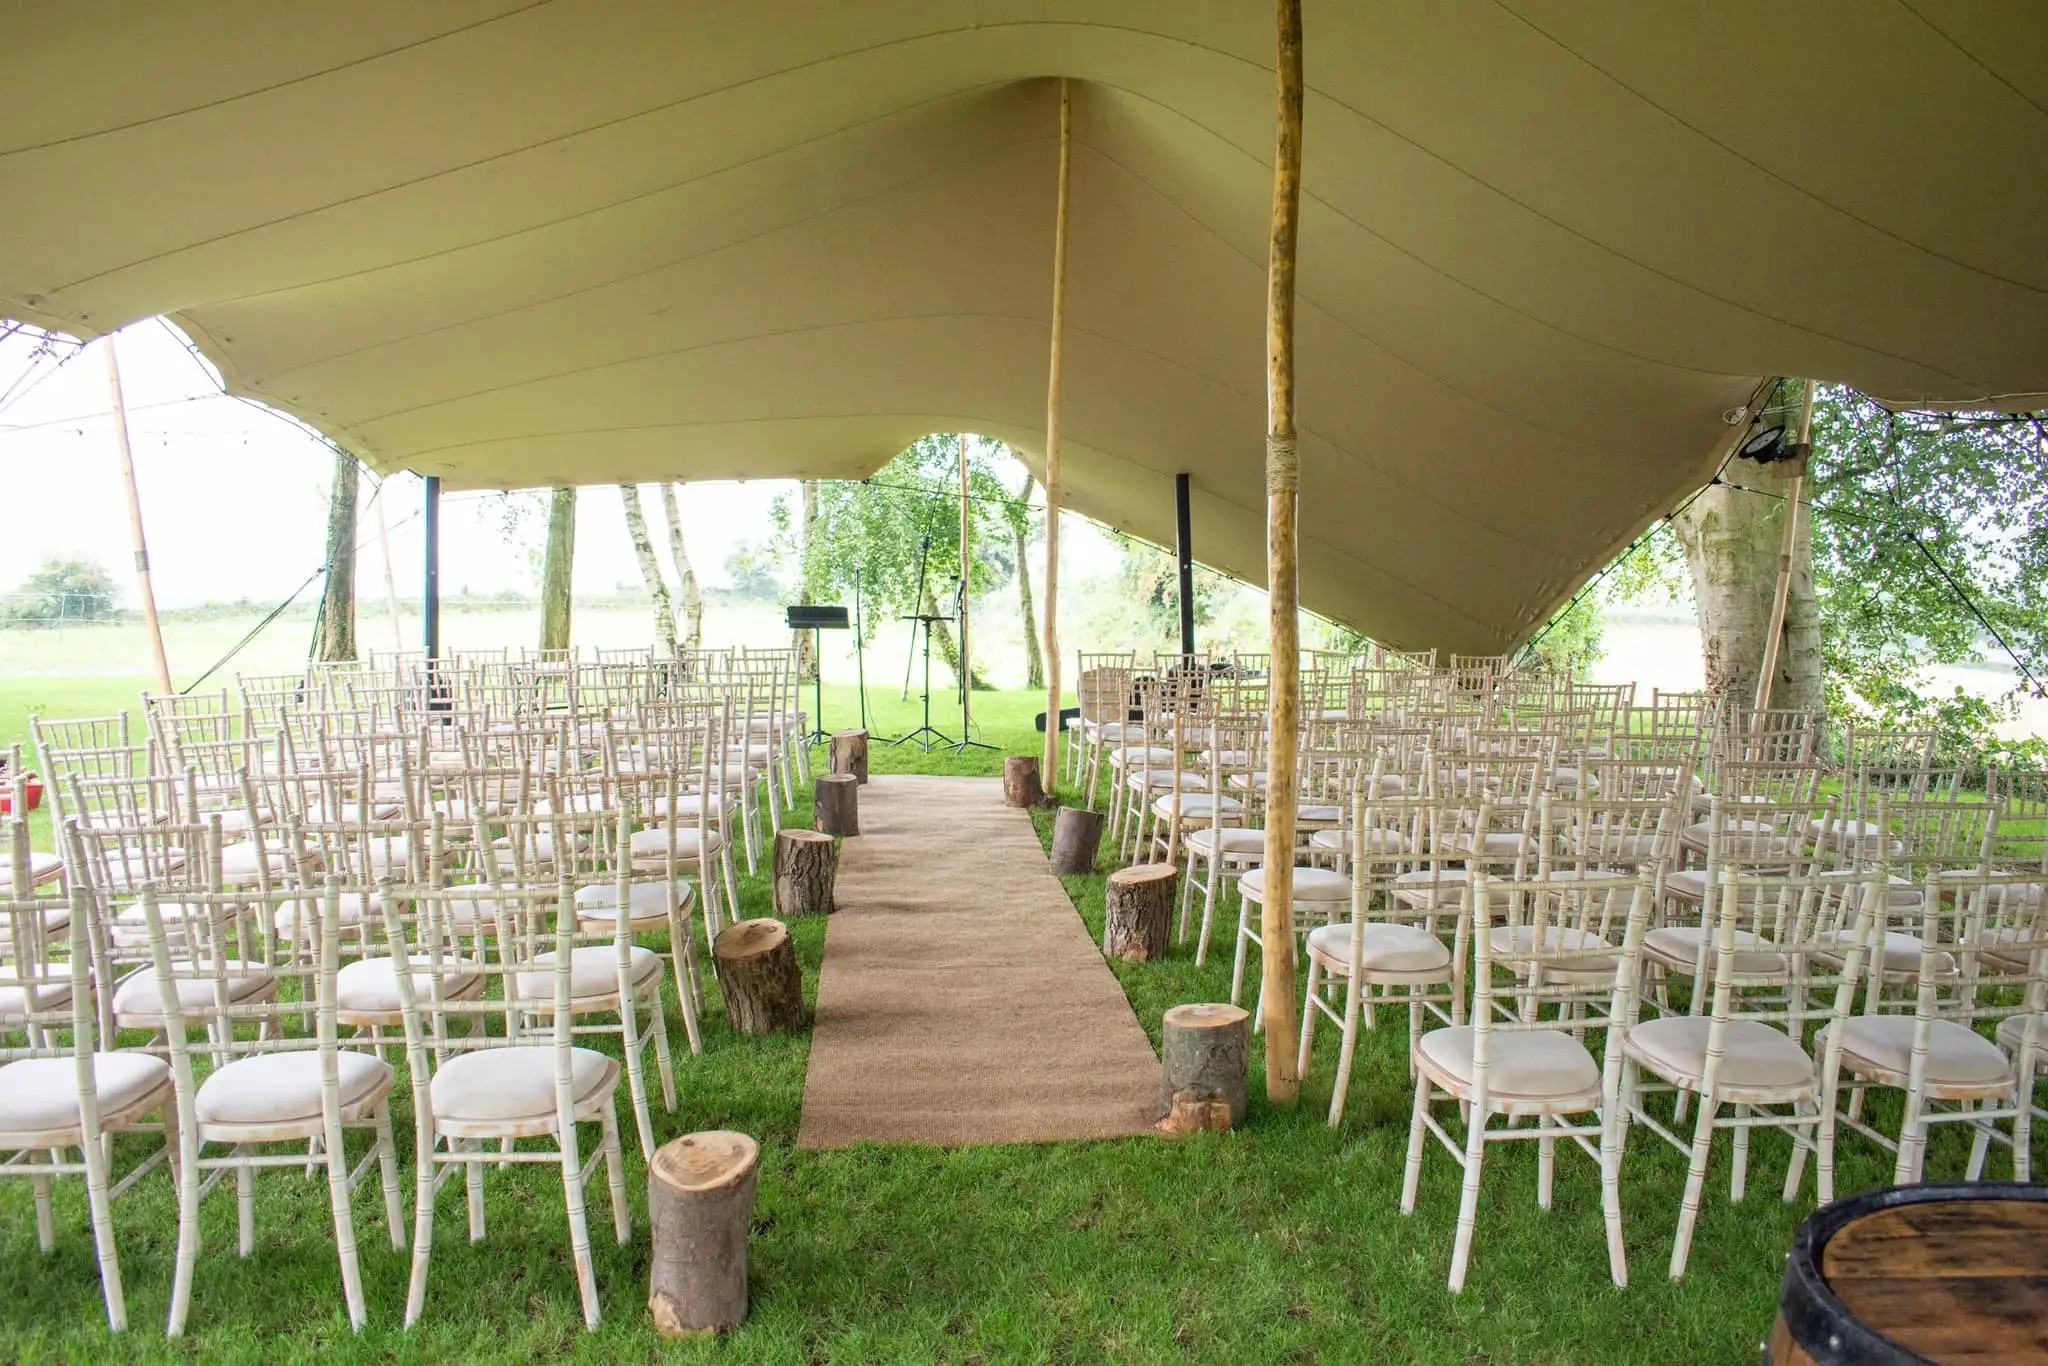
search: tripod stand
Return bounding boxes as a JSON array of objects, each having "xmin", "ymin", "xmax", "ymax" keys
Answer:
[
  {"xmin": 891, "ymin": 532, "xmax": 955, "ymax": 751},
  {"xmin": 948, "ymin": 569, "xmax": 994, "ymax": 754}
]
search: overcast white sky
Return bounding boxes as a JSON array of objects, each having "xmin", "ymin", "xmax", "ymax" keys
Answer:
[{"xmin": 0, "ymin": 321, "xmax": 1119, "ymax": 613}]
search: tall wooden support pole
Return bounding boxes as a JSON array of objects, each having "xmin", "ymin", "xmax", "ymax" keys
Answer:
[
  {"xmin": 104, "ymin": 336, "xmax": 174, "ymax": 695},
  {"xmin": 1752, "ymin": 379, "xmax": 1816, "ymax": 725},
  {"xmin": 1175, "ymin": 472, "xmax": 1196, "ymax": 659},
  {"xmin": 959, "ymin": 433, "xmax": 972, "ymax": 729},
  {"xmin": 1039, "ymin": 80, "xmax": 1072, "ymax": 791},
  {"xmin": 1259, "ymin": 0, "xmax": 1305, "ymax": 1105}
]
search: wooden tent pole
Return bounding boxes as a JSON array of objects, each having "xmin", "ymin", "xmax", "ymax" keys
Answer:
[
  {"xmin": 1260, "ymin": 0, "xmax": 1305, "ymax": 1105},
  {"xmin": 104, "ymin": 335, "xmax": 174, "ymax": 695},
  {"xmin": 1752, "ymin": 379, "xmax": 1816, "ymax": 725},
  {"xmin": 959, "ymin": 432, "xmax": 971, "ymax": 729},
  {"xmin": 1040, "ymin": 79, "xmax": 1072, "ymax": 790}
]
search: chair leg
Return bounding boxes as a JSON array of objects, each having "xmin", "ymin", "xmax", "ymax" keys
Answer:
[
  {"xmin": 167, "ymin": 1123, "xmax": 202, "ymax": 1337},
  {"xmin": 322, "ymin": 1114, "xmax": 369, "ymax": 1331},
  {"xmin": 236, "ymin": 1154, "xmax": 256, "ymax": 1257},
  {"xmin": 1401, "ymin": 1074, "xmax": 1431, "ymax": 1213},
  {"xmin": 1537, "ymin": 1116, "xmax": 1556, "ymax": 1211},
  {"xmin": 1448, "ymin": 1103, "xmax": 1490, "ymax": 1292},
  {"xmin": 649, "ymin": 994, "xmax": 677, "ymax": 1111},
  {"xmin": 559, "ymin": 1118, "xmax": 602, "ymax": 1329},
  {"xmin": 465, "ymin": 1141, "xmax": 487, "ymax": 1241},
  {"xmin": 1600, "ymin": 1076, "xmax": 1630, "ymax": 1289},
  {"xmin": 599, "ymin": 1105, "xmax": 631, "ymax": 1245},
  {"xmin": 1783, "ymin": 1100, "xmax": 1815, "ymax": 1203},
  {"xmin": 1669, "ymin": 1090, "xmax": 1720, "ymax": 1281},
  {"xmin": 31, "ymin": 1172, "xmax": 53, "ymax": 1252},
  {"xmin": 404, "ymin": 1139, "xmax": 439, "ymax": 1328},
  {"xmin": 1895, "ymin": 1092, "xmax": 1929, "ymax": 1186},
  {"xmin": 1230, "ymin": 899, "xmax": 1255, "ymax": 1007},
  {"xmin": 375, "ymin": 1107, "xmax": 406, "ymax": 1250},
  {"xmin": 1965, "ymin": 1101, "xmax": 1992, "ymax": 1182},
  {"xmin": 1295, "ymin": 955, "xmax": 1322, "ymax": 1079},
  {"xmin": 1329, "ymin": 970, "xmax": 1365, "ymax": 1129},
  {"xmin": 1730, "ymin": 1105, "xmax": 1751, "ymax": 1202},
  {"xmin": 78, "ymin": 1133, "xmax": 129, "ymax": 1333}
]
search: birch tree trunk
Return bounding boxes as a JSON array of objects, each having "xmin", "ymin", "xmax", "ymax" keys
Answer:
[
  {"xmin": 1014, "ymin": 472, "xmax": 1045, "ymax": 690},
  {"xmin": 314, "ymin": 448, "xmax": 359, "ymax": 661},
  {"xmin": 1672, "ymin": 450, "xmax": 1820, "ymax": 715},
  {"xmin": 794, "ymin": 481, "xmax": 820, "ymax": 678},
  {"xmin": 540, "ymin": 486, "xmax": 576, "ymax": 652},
  {"xmin": 658, "ymin": 483, "xmax": 703, "ymax": 654},
  {"xmin": 620, "ymin": 483, "xmax": 677, "ymax": 655}
]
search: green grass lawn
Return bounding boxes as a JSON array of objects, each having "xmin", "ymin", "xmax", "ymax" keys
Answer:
[{"xmin": 0, "ymin": 676, "xmax": 2029, "ymax": 1363}]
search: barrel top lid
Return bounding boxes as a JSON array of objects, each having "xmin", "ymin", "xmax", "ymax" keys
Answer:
[{"xmin": 1787, "ymin": 1184, "xmax": 2048, "ymax": 1365}]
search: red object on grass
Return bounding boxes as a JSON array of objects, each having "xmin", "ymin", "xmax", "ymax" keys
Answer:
[{"xmin": 0, "ymin": 774, "xmax": 44, "ymax": 815}]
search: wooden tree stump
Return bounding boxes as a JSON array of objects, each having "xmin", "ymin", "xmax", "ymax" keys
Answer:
[
  {"xmin": 772, "ymin": 828, "xmax": 837, "ymax": 916},
  {"xmin": 1049, "ymin": 806, "xmax": 1105, "ymax": 876},
  {"xmin": 712, "ymin": 919, "xmax": 804, "ymax": 1035},
  {"xmin": 1158, "ymin": 1003, "xmax": 1248, "ymax": 1134},
  {"xmin": 1104, "ymin": 863, "xmax": 1176, "ymax": 962},
  {"xmin": 829, "ymin": 729, "xmax": 869, "ymax": 784},
  {"xmin": 648, "ymin": 1130, "xmax": 761, "ymax": 1337},
  {"xmin": 813, "ymin": 773, "xmax": 859, "ymax": 837},
  {"xmin": 1003, "ymin": 754, "xmax": 1047, "ymax": 808}
]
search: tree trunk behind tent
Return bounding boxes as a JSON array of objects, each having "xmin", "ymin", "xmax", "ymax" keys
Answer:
[
  {"xmin": 1014, "ymin": 472, "xmax": 1045, "ymax": 690},
  {"xmin": 795, "ymin": 480, "xmax": 820, "ymax": 678},
  {"xmin": 540, "ymin": 486, "xmax": 576, "ymax": 652},
  {"xmin": 620, "ymin": 483, "xmax": 677, "ymax": 655},
  {"xmin": 314, "ymin": 449, "xmax": 359, "ymax": 661},
  {"xmin": 1672, "ymin": 451, "xmax": 1820, "ymax": 715},
  {"xmin": 658, "ymin": 483, "xmax": 703, "ymax": 654}
]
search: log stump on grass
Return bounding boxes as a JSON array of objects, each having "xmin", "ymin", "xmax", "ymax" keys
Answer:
[
  {"xmin": 712, "ymin": 919, "xmax": 804, "ymax": 1035},
  {"xmin": 829, "ymin": 729, "xmax": 869, "ymax": 784},
  {"xmin": 772, "ymin": 828, "xmax": 838, "ymax": 917},
  {"xmin": 814, "ymin": 773, "xmax": 859, "ymax": 837},
  {"xmin": 1049, "ymin": 806, "xmax": 1105, "ymax": 876},
  {"xmin": 1003, "ymin": 754, "xmax": 1047, "ymax": 808},
  {"xmin": 1158, "ymin": 1003, "xmax": 1248, "ymax": 1134},
  {"xmin": 648, "ymin": 1130, "xmax": 761, "ymax": 1337},
  {"xmin": 1104, "ymin": 863, "xmax": 1175, "ymax": 962}
]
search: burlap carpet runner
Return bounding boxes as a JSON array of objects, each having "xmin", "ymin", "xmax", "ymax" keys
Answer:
[{"xmin": 796, "ymin": 775, "xmax": 1160, "ymax": 1147}]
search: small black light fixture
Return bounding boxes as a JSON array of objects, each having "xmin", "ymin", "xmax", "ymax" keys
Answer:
[{"xmin": 1739, "ymin": 423, "xmax": 1794, "ymax": 464}]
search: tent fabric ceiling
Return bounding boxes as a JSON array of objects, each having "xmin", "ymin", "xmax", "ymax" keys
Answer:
[{"xmin": 3, "ymin": 2, "xmax": 2043, "ymax": 653}]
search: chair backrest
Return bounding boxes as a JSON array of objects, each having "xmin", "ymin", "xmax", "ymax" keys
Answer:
[
  {"xmin": 1894, "ymin": 870, "xmax": 2048, "ymax": 1057},
  {"xmin": 1466, "ymin": 869, "xmax": 1657, "ymax": 1080},
  {"xmin": 1988, "ymin": 767, "xmax": 2048, "ymax": 878}
]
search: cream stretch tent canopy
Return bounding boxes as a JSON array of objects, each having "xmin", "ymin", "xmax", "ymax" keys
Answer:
[{"xmin": 4, "ymin": 2, "xmax": 2045, "ymax": 653}]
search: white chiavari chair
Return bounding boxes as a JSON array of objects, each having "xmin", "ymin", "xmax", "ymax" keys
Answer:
[{"xmin": 1400, "ymin": 867, "xmax": 1655, "ymax": 1292}]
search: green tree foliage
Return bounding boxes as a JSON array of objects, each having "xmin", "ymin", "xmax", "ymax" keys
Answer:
[
  {"xmin": 2, "ymin": 557, "xmax": 117, "ymax": 625},
  {"xmin": 1802, "ymin": 390, "xmax": 2048, "ymax": 742}
]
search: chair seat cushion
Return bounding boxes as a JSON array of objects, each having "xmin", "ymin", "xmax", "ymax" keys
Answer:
[
  {"xmin": 1626, "ymin": 1016, "xmax": 1814, "ymax": 1091},
  {"xmin": 573, "ymin": 879, "xmax": 696, "ymax": 921},
  {"xmin": 0, "ymin": 977, "xmax": 74, "ymax": 1022},
  {"xmin": 1819, "ymin": 1015, "xmax": 2012, "ymax": 1088},
  {"xmin": 489, "ymin": 831, "xmax": 585, "ymax": 863},
  {"xmin": 1184, "ymin": 827, "xmax": 1266, "ymax": 857},
  {"xmin": 1995, "ymin": 1013, "xmax": 2047, "ymax": 1054},
  {"xmin": 1806, "ymin": 817, "xmax": 1904, "ymax": 859},
  {"xmin": 1150, "ymin": 792, "xmax": 1243, "ymax": 820},
  {"xmin": 273, "ymin": 891, "xmax": 381, "ymax": 939},
  {"xmin": 196, "ymin": 1050, "xmax": 391, "ymax": 1127},
  {"xmin": 112, "ymin": 961, "xmax": 275, "ymax": 1022},
  {"xmin": 220, "ymin": 840, "xmax": 302, "ymax": 879},
  {"xmin": 1240, "ymin": 866, "xmax": 1351, "ymax": 902},
  {"xmin": 1486, "ymin": 924, "xmax": 1617, "ymax": 977},
  {"xmin": 515, "ymin": 944, "xmax": 663, "ymax": 1001},
  {"xmin": 1817, "ymin": 869, "xmax": 1923, "ymax": 909},
  {"xmin": 429, "ymin": 1046, "xmax": 617, "ymax": 1124},
  {"xmin": 1816, "ymin": 928, "xmax": 1955, "ymax": 976},
  {"xmin": 1436, "ymin": 829, "xmax": 1528, "ymax": 860},
  {"xmin": 1307, "ymin": 921, "xmax": 1451, "ymax": 975},
  {"xmin": 336, "ymin": 956, "xmax": 482, "ymax": 1014},
  {"xmin": 1308, "ymin": 826, "xmax": 1412, "ymax": 855},
  {"xmin": 1416, "ymin": 1026, "xmax": 1600, "ymax": 1101},
  {"xmin": 1642, "ymin": 924, "xmax": 1787, "ymax": 976},
  {"xmin": 1678, "ymin": 818, "xmax": 1799, "ymax": 856},
  {"xmin": 1111, "ymin": 746, "xmax": 1178, "ymax": 768},
  {"xmin": 628, "ymin": 827, "xmax": 726, "ymax": 860},
  {"xmin": 0, "ymin": 1053, "xmax": 170, "ymax": 1135},
  {"xmin": 0, "ymin": 851, "xmax": 64, "ymax": 890},
  {"xmin": 1297, "ymin": 803, "xmax": 1344, "ymax": 824}
]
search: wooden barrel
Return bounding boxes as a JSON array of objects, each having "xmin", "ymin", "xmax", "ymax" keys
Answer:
[{"xmin": 1769, "ymin": 1182, "xmax": 2048, "ymax": 1364}]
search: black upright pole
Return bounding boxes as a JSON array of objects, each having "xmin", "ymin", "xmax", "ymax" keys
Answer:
[
  {"xmin": 422, "ymin": 475, "xmax": 442, "ymax": 661},
  {"xmin": 1174, "ymin": 471, "xmax": 1195, "ymax": 658}
]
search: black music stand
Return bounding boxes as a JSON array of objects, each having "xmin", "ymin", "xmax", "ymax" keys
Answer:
[
  {"xmin": 948, "ymin": 571, "xmax": 995, "ymax": 755},
  {"xmin": 783, "ymin": 604, "xmax": 849, "ymax": 744},
  {"xmin": 890, "ymin": 532, "xmax": 955, "ymax": 751}
]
